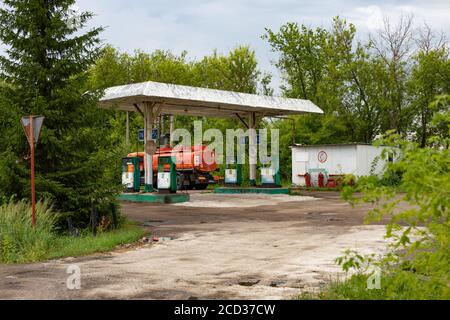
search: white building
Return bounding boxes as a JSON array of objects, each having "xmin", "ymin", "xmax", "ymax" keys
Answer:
[{"xmin": 292, "ymin": 144, "xmax": 392, "ymax": 187}]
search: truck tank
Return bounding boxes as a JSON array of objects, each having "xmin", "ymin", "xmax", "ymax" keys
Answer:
[{"xmin": 127, "ymin": 145, "xmax": 218, "ymax": 190}]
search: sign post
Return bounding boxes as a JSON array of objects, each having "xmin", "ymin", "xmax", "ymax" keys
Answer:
[
  {"xmin": 20, "ymin": 116, "xmax": 44, "ymax": 228},
  {"xmin": 30, "ymin": 116, "xmax": 35, "ymax": 228}
]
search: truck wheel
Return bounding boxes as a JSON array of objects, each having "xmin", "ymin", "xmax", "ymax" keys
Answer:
[
  {"xmin": 195, "ymin": 184, "xmax": 208, "ymax": 190},
  {"xmin": 177, "ymin": 173, "xmax": 193, "ymax": 191}
]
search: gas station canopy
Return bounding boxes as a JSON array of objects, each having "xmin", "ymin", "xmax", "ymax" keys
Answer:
[
  {"xmin": 99, "ymin": 81, "xmax": 323, "ymax": 118},
  {"xmin": 99, "ymin": 80, "xmax": 324, "ymax": 191}
]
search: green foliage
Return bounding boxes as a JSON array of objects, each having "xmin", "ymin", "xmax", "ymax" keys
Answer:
[
  {"xmin": 329, "ymin": 97, "xmax": 450, "ymax": 299},
  {"xmin": 408, "ymin": 49, "xmax": 450, "ymax": 147},
  {"xmin": 319, "ymin": 265, "xmax": 449, "ymax": 300},
  {"xmin": 88, "ymin": 45, "xmax": 265, "ymax": 179},
  {"xmin": 428, "ymin": 95, "xmax": 450, "ymax": 148},
  {"xmin": 264, "ymin": 17, "xmax": 386, "ymax": 144},
  {"xmin": 88, "ymin": 44, "xmax": 263, "ymax": 93},
  {"xmin": 264, "ymin": 17, "xmax": 449, "ymax": 182},
  {"xmin": 263, "ymin": 22, "xmax": 329, "ymax": 100},
  {"xmin": 2, "ymin": 4, "xmax": 447, "ymax": 206},
  {"xmin": 264, "ymin": 17, "xmax": 389, "ymax": 179},
  {"xmin": 0, "ymin": 0, "xmax": 123, "ymax": 226},
  {"xmin": 194, "ymin": 46, "xmax": 260, "ymax": 93}
]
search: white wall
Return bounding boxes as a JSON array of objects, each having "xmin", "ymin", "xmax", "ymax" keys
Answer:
[
  {"xmin": 292, "ymin": 144, "xmax": 391, "ymax": 186},
  {"xmin": 292, "ymin": 145, "xmax": 357, "ymax": 186},
  {"xmin": 356, "ymin": 145, "xmax": 386, "ymax": 176},
  {"xmin": 292, "ymin": 149, "xmax": 307, "ymax": 186}
]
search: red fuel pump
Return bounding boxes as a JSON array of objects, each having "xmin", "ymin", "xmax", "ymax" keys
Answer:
[
  {"xmin": 318, "ymin": 172, "xmax": 325, "ymax": 188},
  {"xmin": 304, "ymin": 173, "xmax": 312, "ymax": 187}
]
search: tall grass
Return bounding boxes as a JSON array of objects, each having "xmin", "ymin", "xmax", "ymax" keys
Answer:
[
  {"xmin": 0, "ymin": 200, "xmax": 57, "ymax": 263},
  {"xmin": 0, "ymin": 201, "xmax": 146, "ymax": 264}
]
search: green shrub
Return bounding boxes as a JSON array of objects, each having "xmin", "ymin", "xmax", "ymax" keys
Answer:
[{"xmin": 323, "ymin": 101, "xmax": 450, "ymax": 300}]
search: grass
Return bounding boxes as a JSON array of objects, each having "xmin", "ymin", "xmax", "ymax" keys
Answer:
[
  {"xmin": 0, "ymin": 200, "xmax": 146, "ymax": 264},
  {"xmin": 298, "ymin": 275, "xmax": 386, "ymax": 300},
  {"xmin": 48, "ymin": 221, "xmax": 146, "ymax": 260},
  {"xmin": 301, "ymin": 271, "xmax": 450, "ymax": 300},
  {"xmin": 290, "ymin": 186, "xmax": 343, "ymax": 193}
]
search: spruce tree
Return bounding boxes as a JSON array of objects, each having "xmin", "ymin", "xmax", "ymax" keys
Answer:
[{"xmin": 0, "ymin": 0, "xmax": 120, "ymax": 225}]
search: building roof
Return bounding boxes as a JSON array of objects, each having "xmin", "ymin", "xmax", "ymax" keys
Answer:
[
  {"xmin": 292, "ymin": 143, "xmax": 373, "ymax": 148},
  {"xmin": 99, "ymin": 81, "xmax": 323, "ymax": 118}
]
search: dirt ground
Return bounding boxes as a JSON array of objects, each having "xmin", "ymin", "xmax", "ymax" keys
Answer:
[{"xmin": 0, "ymin": 191, "xmax": 393, "ymax": 300}]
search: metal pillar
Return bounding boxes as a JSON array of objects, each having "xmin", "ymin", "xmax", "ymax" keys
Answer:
[
  {"xmin": 125, "ymin": 111, "xmax": 130, "ymax": 146},
  {"xmin": 249, "ymin": 112, "xmax": 257, "ymax": 186},
  {"xmin": 169, "ymin": 115, "xmax": 175, "ymax": 146},
  {"xmin": 144, "ymin": 103, "xmax": 154, "ymax": 192}
]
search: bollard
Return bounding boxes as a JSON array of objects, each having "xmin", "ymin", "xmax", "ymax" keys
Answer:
[
  {"xmin": 90, "ymin": 203, "xmax": 98, "ymax": 236},
  {"xmin": 110, "ymin": 202, "xmax": 118, "ymax": 230}
]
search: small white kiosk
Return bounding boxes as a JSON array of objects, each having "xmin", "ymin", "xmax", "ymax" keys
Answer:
[{"xmin": 292, "ymin": 143, "xmax": 392, "ymax": 187}]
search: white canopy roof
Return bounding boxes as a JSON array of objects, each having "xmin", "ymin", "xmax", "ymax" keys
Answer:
[{"xmin": 99, "ymin": 81, "xmax": 323, "ymax": 118}]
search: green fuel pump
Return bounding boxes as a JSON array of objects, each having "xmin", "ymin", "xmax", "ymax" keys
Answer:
[
  {"xmin": 260, "ymin": 155, "xmax": 282, "ymax": 188},
  {"xmin": 225, "ymin": 155, "xmax": 242, "ymax": 187},
  {"xmin": 157, "ymin": 156, "xmax": 177, "ymax": 194},
  {"xmin": 122, "ymin": 157, "xmax": 142, "ymax": 192}
]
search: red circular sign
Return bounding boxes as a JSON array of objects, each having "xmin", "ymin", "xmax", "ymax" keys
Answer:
[{"xmin": 318, "ymin": 151, "xmax": 328, "ymax": 163}]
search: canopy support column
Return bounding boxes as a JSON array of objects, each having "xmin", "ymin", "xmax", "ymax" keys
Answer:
[
  {"xmin": 249, "ymin": 112, "xmax": 257, "ymax": 186},
  {"xmin": 169, "ymin": 115, "xmax": 175, "ymax": 146},
  {"xmin": 125, "ymin": 112, "xmax": 130, "ymax": 146},
  {"xmin": 144, "ymin": 102, "xmax": 155, "ymax": 192}
]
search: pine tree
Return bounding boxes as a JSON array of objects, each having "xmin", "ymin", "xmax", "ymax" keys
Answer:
[{"xmin": 0, "ymin": 0, "xmax": 120, "ymax": 225}]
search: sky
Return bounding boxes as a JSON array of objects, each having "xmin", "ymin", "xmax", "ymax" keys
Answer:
[{"xmin": 3, "ymin": 0, "xmax": 450, "ymax": 91}]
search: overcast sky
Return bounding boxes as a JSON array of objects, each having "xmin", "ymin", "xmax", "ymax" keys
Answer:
[
  {"xmin": 4, "ymin": 0, "xmax": 450, "ymax": 91},
  {"xmin": 75, "ymin": 0, "xmax": 449, "ymax": 90}
]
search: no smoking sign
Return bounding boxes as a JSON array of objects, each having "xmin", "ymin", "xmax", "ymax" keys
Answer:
[{"xmin": 318, "ymin": 151, "xmax": 328, "ymax": 163}]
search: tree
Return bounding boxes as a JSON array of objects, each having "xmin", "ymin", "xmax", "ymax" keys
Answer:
[
  {"xmin": 265, "ymin": 16, "xmax": 449, "ymax": 148},
  {"xmin": 264, "ymin": 18, "xmax": 386, "ymax": 178},
  {"xmin": 89, "ymin": 45, "xmax": 269, "ymax": 181},
  {"xmin": 87, "ymin": 45, "xmax": 132, "ymax": 90},
  {"xmin": 264, "ymin": 23, "xmax": 329, "ymax": 101},
  {"xmin": 369, "ymin": 15, "xmax": 414, "ymax": 136},
  {"xmin": 333, "ymin": 96, "xmax": 450, "ymax": 299},
  {"xmin": 194, "ymin": 46, "xmax": 260, "ymax": 94},
  {"xmin": 0, "ymin": 0, "xmax": 119, "ymax": 226},
  {"xmin": 407, "ymin": 28, "xmax": 450, "ymax": 147},
  {"xmin": 88, "ymin": 46, "xmax": 200, "ymax": 150}
]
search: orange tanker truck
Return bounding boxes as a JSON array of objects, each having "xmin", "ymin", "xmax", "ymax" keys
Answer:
[{"xmin": 126, "ymin": 145, "xmax": 218, "ymax": 190}]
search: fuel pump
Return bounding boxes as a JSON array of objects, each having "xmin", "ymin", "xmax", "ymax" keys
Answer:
[
  {"xmin": 260, "ymin": 155, "xmax": 281, "ymax": 188},
  {"xmin": 122, "ymin": 157, "xmax": 143, "ymax": 192},
  {"xmin": 157, "ymin": 156, "xmax": 177, "ymax": 194},
  {"xmin": 225, "ymin": 155, "xmax": 242, "ymax": 187}
]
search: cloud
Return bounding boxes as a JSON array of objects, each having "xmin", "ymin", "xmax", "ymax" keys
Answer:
[
  {"xmin": 348, "ymin": 1, "xmax": 450, "ymax": 35},
  {"xmin": 353, "ymin": 5, "xmax": 384, "ymax": 31}
]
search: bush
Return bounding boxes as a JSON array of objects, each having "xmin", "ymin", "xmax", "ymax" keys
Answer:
[{"xmin": 322, "ymin": 104, "xmax": 450, "ymax": 299}]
